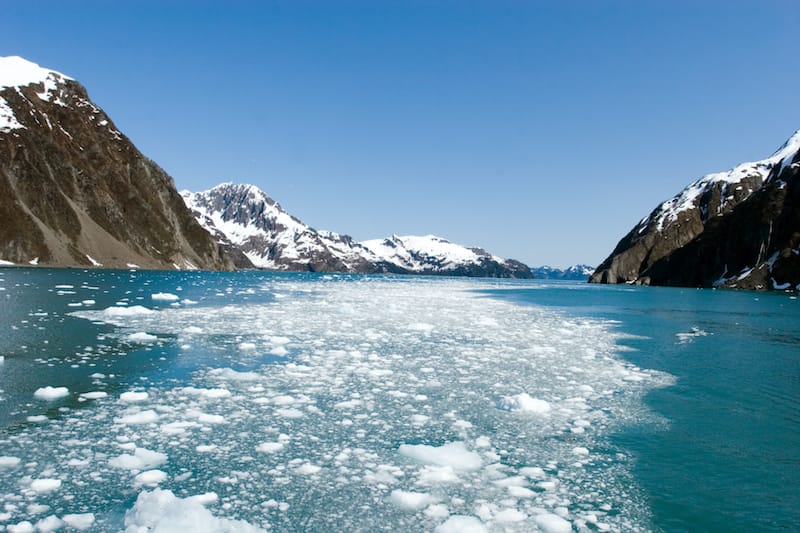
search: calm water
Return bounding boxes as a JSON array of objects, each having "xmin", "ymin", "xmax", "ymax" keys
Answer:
[{"xmin": 0, "ymin": 268, "xmax": 797, "ymax": 532}]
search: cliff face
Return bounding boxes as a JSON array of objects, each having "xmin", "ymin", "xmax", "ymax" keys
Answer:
[
  {"xmin": 590, "ymin": 132, "xmax": 800, "ymax": 290},
  {"xmin": 0, "ymin": 56, "xmax": 233, "ymax": 270}
]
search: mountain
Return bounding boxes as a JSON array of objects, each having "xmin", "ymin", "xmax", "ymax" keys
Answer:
[
  {"xmin": 182, "ymin": 183, "xmax": 532, "ymax": 278},
  {"xmin": 532, "ymin": 264, "xmax": 595, "ymax": 280},
  {"xmin": 590, "ymin": 131, "xmax": 800, "ymax": 290},
  {"xmin": 0, "ymin": 56, "xmax": 233, "ymax": 270}
]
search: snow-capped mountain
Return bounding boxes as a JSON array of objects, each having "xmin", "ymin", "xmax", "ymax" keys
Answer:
[
  {"xmin": 0, "ymin": 56, "xmax": 233, "ymax": 270},
  {"xmin": 532, "ymin": 265, "xmax": 595, "ymax": 280},
  {"xmin": 591, "ymin": 130, "xmax": 800, "ymax": 290},
  {"xmin": 182, "ymin": 183, "xmax": 532, "ymax": 278}
]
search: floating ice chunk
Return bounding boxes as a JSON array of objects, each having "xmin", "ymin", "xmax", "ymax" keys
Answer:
[
  {"xmin": 151, "ymin": 293, "xmax": 179, "ymax": 301},
  {"xmin": 79, "ymin": 391, "xmax": 108, "ymax": 400},
  {"xmin": 534, "ymin": 513, "xmax": 572, "ymax": 533},
  {"xmin": 295, "ymin": 463, "xmax": 321, "ymax": 475},
  {"xmin": 120, "ymin": 391, "xmax": 149, "ymax": 403},
  {"xmin": 61, "ymin": 513, "xmax": 95, "ymax": 530},
  {"xmin": 33, "ymin": 386, "xmax": 69, "ymax": 401},
  {"xmin": 407, "ymin": 323, "xmax": 434, "ymax": 333},
  {"xmin": 389, "ymin": 489, "xmax": 438, "ymax": 510},
  {"xmin": 181, "ymin": 387, "xmax": 231, "ymax": 399},
  {"xmin": 8, "ymin": 521, "xmax": 34, "ymax": 533},
  {"xmin": 424, "ymin": 504, "xmax": 450, "ymax": 519},
  {"xmin": 184, "ymin": 326, "xmax": 203, "ymax": 334},
  {"xmin": 417, "ymin": 465, "xmax": 459, "ymax": 485},
  {"xmin": 435, "ymin": 515, "xmax": 487, "ymax": 533},
  {"xmin": 494, "ymin": 508, "xmax": 527, "ymax": 523},
  {"xmin": 109, "ymin": 448, "xmax": 168, "ymax": 470},
  {"xmin": 196, "ymin": 445, "xmax": 217, "ymax": 453},
  {"xmin": 102, "ymin": 305, "xmax": 154, "ymax": 317},
  {"xmin": 115, "ymin": 410, "xmax": 160, "ymax": 425},
  {"xmin": 507, "ymin": 486, "xmax": 535, "ymax": 498},
  {"xmin": 195, "ymin": 412, "xmax": 226, "ymax": 425},
  {"xmin": 34, "ymin": 515, "xmax": 63, "ymax": 532},
  {"xmin": 519, "ymin": 466, "xmax": 545, "ymax": 479},
  {"xmin": 124, "ymin": 489, "xmax": 265, "ymax": 533},
  {"xmin": 572, "ymin": 446, "xmax": 590, "ymax": 456},
  {"xmin": 135, "ymin": 469, "xmax": 167, "ymax": 487},
  {"xmin": 127, "ymin": 332, "xmax": 158, "ymax": 343},
  {"xmin": 188, "ymin": 492, "xmax": 219, "ymax": 506},
  {"xmin": 398, "ymin": 442, "xmax": 482, "ymax": 470},
  {"xmin": 0, "ymin": 456, "xmax": 21, "ymax": 468},
  {"xmin": 30, "ymin": 478, "xmax": 61, "ymax": 493},
  {"xmin": 276, "ymin": 407, "xmax": 304, "ymax": 418},
  {"xmin": 26, "ymin": 415, "xmax": 48, "ymax": 423},
  {"xmin": 239, "ymin": 342, "xmax": 257, "ymax": 351},
  {"xmin": 501, "ymin": 393, "xmax": 551, "ymax": 414},
  {"xmin": 256, "ymin": 442, "xmax": 285, "ymax": 453}
]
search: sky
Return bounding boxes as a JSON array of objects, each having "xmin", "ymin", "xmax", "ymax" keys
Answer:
[{"xmin": 1, "ymin": 1, "xmax": 798, "ymax": 268}]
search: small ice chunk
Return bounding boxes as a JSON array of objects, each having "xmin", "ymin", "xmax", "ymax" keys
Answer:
[
  {"xmin": 435, "ymin": 515, "xmax": 487, "ymax": 533},
  {"xmin": 33, "ymin": 386, "xmax": 69, "ymax": 401},
  {"xmin": 0, "ymin": 456, "xmax": 22, "ymax": 468},
  {"xmin": 494, "ymin": 508, "xmax": 526, "ymax": 523},
  {"xmin": 123, "ymin": 489, "xmax": 265, "ymax": 532},
  {"xmin": 109, "ymin": 448, "xmax": 168, "ymax": 470},
  {"xmin": 151, "ymin": 293, "xmax": 179, "ymax": 301},
  {"xmin": 188, "ymin": 492, "xmax": 219, "ymax": 506},
  {"xmin": 7, "ymin": 522, "xmax": 35, "ymax": 533},
  {"xmin": 256, "ymin": 442, "xmax": 285, "ymax": 453},
  {"xmin": 61, "ymin": 513, "xmax": 95, "ymax": 530},
  {"xmin": 34, "ymin": 515, "xmax": 63, "ymax": 532},
  {"xmin": 389, "ymin": 489, "xmax": 438, "ymax": 510},
  {"xmin": 115, "ymin": 410, "xmax": 159, "ymax": 425},
  {"xmin": 79, "ymin": 391, "xmax": 108, "ymax": 400},
  {"xmin": 295, "ymin": 463, "xmax": 321, "ymax": 475},
  {"xmin": 30, "ymin": 478, "xmax": 62, "ymax": 493},
  {"xmin": 399, "ymin": 442, "xmax": 481, "ymax": 470},
  {"xmin": 135, "ymin": 469, "xmax": 167, "ymax": 487},
  {"xmin": 127, "ymin": 332, "xmax": 158, "ymax": 343},
  {"xmin": 501, "ymin": 393, "xmax": 551, "ymax": 414},
  {"xmin": 239, "ymin": 342, "xmax": 257, "ymax": 351},
  {"xmin": 102, "ymin": 305, "xmax": 154, "ymax": 317},
  {"xmin": 120, "ymin": 391, "xmax": 149, "ymax": 403},
  {"xmin": 535, "ymin": 513, "xmax": 572, "ymax": 533}
]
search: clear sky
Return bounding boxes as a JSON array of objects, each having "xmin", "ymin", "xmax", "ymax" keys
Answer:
[{"xmin": 2, "ymin": 1, "xmax": 798, "ymax": 267}]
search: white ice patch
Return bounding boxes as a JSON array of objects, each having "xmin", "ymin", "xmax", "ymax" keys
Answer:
[
  {"xmin": 435, "ymin": 515, "xmax": 487, "ymax": 533},
  {"xmin": 109, "ymin": 448, "xmax": 168, "ymax": 470},
  {"xmin": 33, "ymin": 386, "xmax": 69, "ymax": 401},
  {"xmin": 389, "ymin": 489, "xmax": 438, "ymax": 510},
  {"xmin": 151, "ymin": 292, "xmax": 180, "ymax": 301},
  {"xmin": 398, "ymin": 442, "xmax": 482, "ymax": 471},
  {"xmin": 123, "ymin": 489, "xmax": 265, "ymax": 533},
  {"xmin": 501, "ymin": 393, "xmax": 552, "ymax": 414}
]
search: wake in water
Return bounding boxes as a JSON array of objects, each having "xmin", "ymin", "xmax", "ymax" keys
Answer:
[{"xmin": 0, "ymin": 276, "xmax": 672, "ymax": 532}]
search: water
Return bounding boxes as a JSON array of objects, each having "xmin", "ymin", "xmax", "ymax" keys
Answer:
[{"xmin": 0, "ymin": 269, "xmax": 796, "ymax": 532}]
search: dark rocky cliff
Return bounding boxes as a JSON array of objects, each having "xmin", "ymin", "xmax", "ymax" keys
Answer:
[
  {"xmin": 590, "ymin": 132, "xmax": 800, "ymax": 290},
  {"xmin": 0, "ymin": 57, "xmax": 233, "ymax": 270}
]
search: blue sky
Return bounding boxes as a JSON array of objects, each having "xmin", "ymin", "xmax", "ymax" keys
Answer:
[{"xmin": 2, "ymin": 1, "xmax": 798, "ymax": 267}]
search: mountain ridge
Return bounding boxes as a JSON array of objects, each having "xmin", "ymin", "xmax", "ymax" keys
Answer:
[
  {"xmin": 182, "ymin": 183, "xmax": 533, "ymax": 278},
  {"xmin": 590, "ymin": 131, "xmax": 800, "ymax": 290},
  {"xmin": 0, "ymin": 56, "xmax": 234, "ymax": 270}
]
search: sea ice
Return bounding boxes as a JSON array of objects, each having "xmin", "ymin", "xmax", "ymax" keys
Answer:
[
  {"xmin": 501, "ymin": 393, "xmax": 551, "ymax": 414},
  {"xmin": 30, "ymin": 478, "xmax": 61, "ymax": 493},
  {"xmin": 61, "ymin": 513, "xmax": 95, "ymax": 530},
  {"xmin": 435, "ymin": 515, "xmax": 487, "ymax": 533},
  {"xmin": 126, "ymin": 332, "xmax": 158, "ymax": 343},
  {"xmin": 109, "ymin": 448, "xmax": 168, "ymax": 470},
  {"xmin": 389, "ymin": 489, "xmax": 438, "ymax": 510},
  {"xmin": 134, "ymin": 469, "xmax": 167, "ymax": 487},
  {"xmin": 398, "ymin": 442, "xmax": 482, "ymax": 471},
  {"xmin": 120, "ymin": 391, "xmax": 149, "ymax": 402},
  {"xmin": 151, "ymin": 293, "xmax": 180, "ymax": 301},
  {"xmin": 33, "ymin": 386, "xmax": 69, "ymax": 401},
  {"xmin": 0, "ymin": 456, "xmax": 21, "ymax": 468},
  {"xmin": 534, "ymin": 513, "xmax": 572, "ymax": 533}
]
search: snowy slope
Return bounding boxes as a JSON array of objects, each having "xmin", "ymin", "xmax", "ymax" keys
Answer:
[
  {"xmin": 591, "ymin": 130, "xmax": 800, "ymax": 289},
  {"xmin": 636, "ymin": 130, "xmax": 800, "ymax": 234},
  {"xmin": 183, "ymin": 183, "xmax": 532, "ymax": 277},
  {"xmin": 532, "ymin": 264, "xmax": 595, "ymax": 280}
]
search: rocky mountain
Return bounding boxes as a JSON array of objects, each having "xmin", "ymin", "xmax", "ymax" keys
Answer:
[
  {"xmin": 182, "ymin": 183, "xmax": 532, "ymax": 278},
  {"xmin": 590, "ymin": 131, "xmax": 800, "ymax": 290},
  {"xmin": 0, "ymin": 56, "xmax": 233, "ymax": 270},
  {"xmin": 532, "ymin": 264, "xmax": 595, "ymax": 280}
]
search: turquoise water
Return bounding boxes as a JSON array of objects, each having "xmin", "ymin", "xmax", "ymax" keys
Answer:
[
  {"xmin": 487, "ymin": 282, "xmax": 800, "ymax": 532},
  {"xmin": 0, "ymin": 269, "xmax": 797, "ymax": 532}
]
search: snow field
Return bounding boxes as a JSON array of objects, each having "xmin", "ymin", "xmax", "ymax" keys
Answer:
[{"xmin": 0, "ymin": 276, "xmax": 671, "ymax": 531}]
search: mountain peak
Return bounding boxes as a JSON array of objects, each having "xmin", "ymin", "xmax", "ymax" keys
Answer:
[{"xmin": 0, "ymin": 56, "xmax": 71, "ymax": 89}]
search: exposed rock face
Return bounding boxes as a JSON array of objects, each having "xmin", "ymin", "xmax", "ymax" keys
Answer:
[
  {"xmin": 532, "ymin": 265, "xmax": 595, "ymax": 280},
  {"xmin": 0, "ymin": 56, "xmax": 233, "ymax": 270},
  {"xmin": 183, "ymin": 183, "xmax": 533, "ymax": 278},
  {"xmin": 590, "ymin": 131, "xmax": 800, "ymax": 290}
]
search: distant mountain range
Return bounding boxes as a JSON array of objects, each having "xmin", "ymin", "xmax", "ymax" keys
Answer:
[
  {"xmin": 0, "ymin": 56, "xmax": 531, "ymax": 278},
  {"xmin": 531, "ymin": 265, "xmax": 595, "ymax": 280},
  {"xmin": 182, "ymin": 183, "xmax": 532, "ymax": 278},
  {"xmin": 591, "ymin": 131, "xmax": 800, "ymax": 291}
]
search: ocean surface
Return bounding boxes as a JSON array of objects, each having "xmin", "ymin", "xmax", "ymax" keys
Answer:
[{"xmin": 0, "ymin": 269, "xmax": 796, "ymax": 532}]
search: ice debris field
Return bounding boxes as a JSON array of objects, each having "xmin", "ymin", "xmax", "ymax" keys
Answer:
[{"xmin": 0, "ymin": 273, "xmax": 672, "ymax": 532}]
